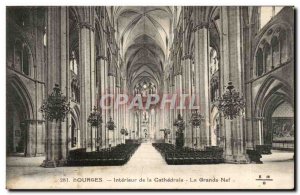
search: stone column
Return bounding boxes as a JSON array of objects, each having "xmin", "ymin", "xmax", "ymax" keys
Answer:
[
  {"xmin": 161, "ymin": 77, "xmax": 168, "ymax": 143},
  {"xmin": 131, "ymin": 112, "xmax": 135, "ymax": 139},
  {"xmin": 193, "ymin": 8, "xmax": 210, "ymax": 150},
  {"xmin": 116, "ymin": 85, "xmax": 120, "ymax": 145},
  {"xmin": 121, "ymin": 77, "xmax": 127, "ymax": 143},
  {"xmin": 157, "ymin": 108, "xmax": 163, "ymax": 141},
  {"xmin": 118, "ymin": 87, "xmax": 121, "ymax": 145},
  {"xmin": 43, "ymin": 7, "xmax": 69, "ymax": 167},
  {"xmin": 95, "ymin": 57, "xmax": 101, "ymax": 149},
  {"xmin": 139, "ymin": 111, "xmax": 142, "ymax": 140},
  {"xmin": 99, "ymin": 56, "xmax": 108, "ymax": 148},
  {"xmin": 176, "ymin": 73, "xmax": 183, "ymax": 145},
  {"xmin": 25, "ymin": 121, "xmax": 34, "ymax": 157},
  {"xmin": 182, "ymin": 56, "xmax": 193, "ymax": 148},
  {"xmin": 33, "ymin": 8, "xmax": 47, "ymax": 157},
  {"xmin": 171, "ymin": 64, "xmax": 176, "ymax": 144},
  {"xmin": 78, "ymin": 7, "xmax": 95, "ymax": 152},
  {"xmin": 242, "ymin": 8, "xmax": 255, "ymax": 150},
  {"xmin": 107, "ymin": 74, "xmax": 114, "ymax": 147},
  {"xmin": 59, "ymin": 7, "xmax": 70, "ymax": 159},
  {"xmin": 220, "ymin": 7, "xmax": 249, "ymax": 163},
  {"xmin": 90, "ymin": 22, "xmax": 96, "ymax": 151},
  {"xmin": 255, "ymin": 117, "xmax": 264, "ymax": 145},
  {"xmin": 171, "ymin": 75, "xmax": 176, "ymax": 145},
  {"xmin": 112, "ymin": 76, "xmax": 116, "ymax": 146}
]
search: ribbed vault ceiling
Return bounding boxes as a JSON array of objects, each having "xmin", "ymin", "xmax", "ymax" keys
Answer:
[{"xmin": 114, "ymin": 6, "xmax": 173, "ymax": 92}]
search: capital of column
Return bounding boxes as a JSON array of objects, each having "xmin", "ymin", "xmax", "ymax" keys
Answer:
[
  {"xmin": 108, "ymin": 72, "xmax": 116, "ymax": 77},
  {"xmin": 174, "ymin": 69, "xmax": 182, "ymax": 76},
  {"xmin": 171, "ymin": 77, "xmax": 175, "ymax": 86},
  {"xmin": 192, "ymin": 22, "xmax": 209, "ymax": 32},
  {"xmin": 181, "ymin": 53, "xmax": 193, "ymax": 61},
  {"xmin": 245, "ymin": 117, "xmax": 264, "ymax": 121},
  {"xmin": 78, "ymin": 22, "xmax": 95, "ymax": 31},
  {"xmin": 116, "ymin": 77, "xmax": 121, "ymax": 88},
  {"xmin": 96, "ymin": 55, "xmax": 108, "ymax": 61},
  {"xmin": 24, "ymin": 119, "xmax": 46, "ymax": 124},
  {"xmin": 254, "ymin": 117, "xmax": 265, "ymax": 121}
]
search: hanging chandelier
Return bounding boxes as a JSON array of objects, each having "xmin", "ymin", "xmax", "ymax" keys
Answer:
[
  {"xmin": 173, "ymin": 114, "xmax": 185, "ymax": 132},
  {"xmin": 189, "ymin": 109, "xmax": 204, "ymax": 127},
  {"xmin": 120, "ymin": 128, "xmax": 128, "ymax": 136},
  {"xmin": 164, "ymin": 129, "xmax": 170, "ymax": 137},
  {"xmin": 87, "ymin": 106, "xmax": 103, "ymax": 127},
  {"xmin": 217, "ymin": 81, "xmax": 245, "ymax": 120},
  {"xmin": 40, "ymin": 84, "xmax": 70, "ymax": 122},
  {"xmin": 106, "ymin": 116, "xmax": 116, "ymax": 130},
  {"xmin": 160, "ymin": 128, "xmax": 170, "ymax": 136}
]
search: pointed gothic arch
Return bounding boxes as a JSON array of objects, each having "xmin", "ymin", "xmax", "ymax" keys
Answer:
[{"xmin": 254, "ymin": 75, "xmax": 294, "ymax": 145}]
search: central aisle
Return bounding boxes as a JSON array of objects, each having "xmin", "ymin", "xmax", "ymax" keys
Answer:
[
  {"xmin": 125, "ymin": 143, "xmax": 166, "ymax": 167},
  {"xmin": 6, "ymin": 143, "xmax": 294, "ymax": 189}
]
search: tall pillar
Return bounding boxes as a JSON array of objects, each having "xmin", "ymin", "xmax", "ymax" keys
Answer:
[
  {"xmin": 89, "ymin": 25, "xmax": 96, "ymax": 152},
  {"xmin": 60, "ymin": 7, "xmax": 70, "ymax": 159},
  {"xmin": 43, "ymin": 7, "xmax": 69, "ymax": 167},
  {"xmin": 139, "ymin": 111, "xmax": 142, "ymax": 140},
  {"xmin": 157, "ymin": 108, "xmax": 163, "ymax": 141},
  {"xmin": 78, "ymin": 7, "xmax": 95, "ymax": 152},
  {"xmin": 121, "ymin": 77, "xmax": 127, "ymax": 143},
  {"xmin": 116, "ymin": 85, "xmax": 120, "ymax": 145},
  {"xmin": 182, "ymin": 56, "xmax": 193, "ymax": 148},
  {"xmin": 96, "ymin": 57, "xmax": 101, "ymax": 149},
  {"xmin": 107, "ymin": 74, "xmax": 115, "ymax": 147},
  {"xmin": 175, "ymin": 73, "xmax": 183, "ymax": 145},
  {"xmin": 132, "ymin": 112, "xmax": 135, "ymax": 139},
  {"xmin": 255, "ymin": 117, "xmax": 264, "ymax": 145},
  {"xmin": 162, "ymin": 77, "xmax": 169, "ymax": 143},
  {"xmin": 171, "ymin": 76, "xmax": 176, "ymax": 145},
  {"xmin": 193, "ymin": 8, "xmax": 210, "ymax": 149},
  {"xmin": 172, "ymin": 63, "xmax": 177, "ymax": 144},
  {"xmin": 25, "ymin": 121, "xmax": 34, "ymax": 157},
  {"xmin": 220, "ymin": 7, "xmax": 249, "ymax": 163},
  {"xmin": 112, "ymin": 76, "xmax": 117, "ymax": 146},
  {"xmin": 242, "ymin": 9, "xmax": 255, "ymax": 150},
  {"xmin": 99, "ymin": 56, "xmax": 108, "ymax": 148}
]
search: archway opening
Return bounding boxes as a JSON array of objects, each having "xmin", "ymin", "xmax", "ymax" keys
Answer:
[
  {"xmin": 6, "ymin": 79, "xmax": 32, "ymax": 156},
  {"xmin": 270, "ymin": 102, "xmax": 294, "ymax": 150},
  {"xmin": 255, "ymin": 77, "xmax": 294, "ymax": 163},
  {"xmin": 261, "ymin": 101, "xmax": 294, "ymax": 163}
]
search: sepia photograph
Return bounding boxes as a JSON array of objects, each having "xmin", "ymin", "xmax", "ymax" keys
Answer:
[{"xmin": 5, "ymin": 5, "xmax": 295, "ymax": 190}]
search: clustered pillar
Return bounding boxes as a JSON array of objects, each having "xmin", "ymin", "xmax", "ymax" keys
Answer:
[
  {"xmin": 43, "ymin": 7, "xmax": 69, "ymax": 167},
  {"xmin": 219, "ymin": 7, "xmax": 249, "ymax": 163}
]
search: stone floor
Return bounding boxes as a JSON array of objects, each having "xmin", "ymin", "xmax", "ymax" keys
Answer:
[{"xmin": 6, "ymin": 143, "xmax": 294, "ymax": 190}]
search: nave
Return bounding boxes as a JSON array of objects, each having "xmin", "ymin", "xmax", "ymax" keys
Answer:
[
  {"xmin": 5, "ymin": 5, "xmax": 295, "ymax": 190},
  {"xmin": 6, "ymin": 6, "xmax": 294, "ymax": 165},
  {"xmin": 5, "ymin": 6, "xmax": 295, "ymax": 190},
  {"xmin": 6, "ymin": 143, "xmax": 294, "ymax": 189}
]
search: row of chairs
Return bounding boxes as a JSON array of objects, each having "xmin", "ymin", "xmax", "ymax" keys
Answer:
[
  {"xmin": 67, "ymin": 143, "xmax": 140, "ymax": 166},
  {"xmin": 246, "ymin": 149, "xmax": 263, "ymax": 164},
  {"xmin": 152, "ymin": 143, "xmax": 224, "ymax": 165}
]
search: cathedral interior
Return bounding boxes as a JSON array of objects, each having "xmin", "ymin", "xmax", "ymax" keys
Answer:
[{"xmin": 6, "ymin": 6, "xmax": 294, "ymax": 174}]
